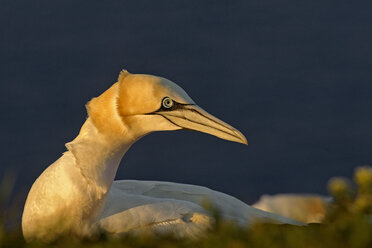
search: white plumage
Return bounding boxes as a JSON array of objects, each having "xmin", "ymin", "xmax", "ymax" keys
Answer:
[{"xmin": 22, "ymin": 70, "xmax": 301, "ymax": 242}]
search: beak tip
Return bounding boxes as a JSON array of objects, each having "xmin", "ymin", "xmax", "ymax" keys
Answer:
[{"xmin": 233, "ymin": 130, "xmax": 248, "ymax": 146}]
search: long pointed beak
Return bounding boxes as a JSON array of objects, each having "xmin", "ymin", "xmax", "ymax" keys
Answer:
[{"xmin": 157, "ymin": 105, "xmax": 248, "ymax": 145}]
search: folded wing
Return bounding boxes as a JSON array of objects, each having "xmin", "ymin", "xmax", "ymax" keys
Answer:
[{"xmin": 98, "ymin": 180, "xmax": 303, "ymax": 238}]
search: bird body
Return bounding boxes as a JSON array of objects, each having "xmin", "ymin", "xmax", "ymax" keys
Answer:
[
  {"xmin": 100, "ymin": 180, "xmax": 303, "ymax": 238},
  {"xmin": 22, "ymin": 70, "xmax": 301, "ymax": 242}
]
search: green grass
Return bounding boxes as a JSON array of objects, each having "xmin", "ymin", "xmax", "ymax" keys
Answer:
[{"xmin": 1, "ymin": 166, "xmax": 372, "ymax": 248}]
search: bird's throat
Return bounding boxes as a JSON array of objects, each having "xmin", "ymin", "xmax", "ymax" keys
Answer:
[{"xmin": 66, "ymin": 117, "xmax": 133, "ymax": 194}]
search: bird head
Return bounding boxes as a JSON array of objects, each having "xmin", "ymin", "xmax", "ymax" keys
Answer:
[{"xmin": 87, "ymin": 70, "xmax": 247, "ymax": 145}]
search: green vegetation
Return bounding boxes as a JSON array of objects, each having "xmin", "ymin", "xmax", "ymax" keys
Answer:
[{"xmin": 2, "ymin": 167, "xmax": 372, "ymax": 248}]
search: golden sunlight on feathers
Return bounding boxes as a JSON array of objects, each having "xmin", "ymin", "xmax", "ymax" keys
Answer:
[{"xmin": 22, "ymin": 69, "xmax": 299, "ymax": 242}]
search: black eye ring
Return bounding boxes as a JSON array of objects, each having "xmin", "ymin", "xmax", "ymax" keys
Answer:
[{"xmin": 162, "ymin": 97, "xmax": 174, "ymax": 109}]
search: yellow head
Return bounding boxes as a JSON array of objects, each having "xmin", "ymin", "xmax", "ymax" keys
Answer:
[{"xmin": 87, "ymin": 70, "xmax": 247, "ymax": 145}]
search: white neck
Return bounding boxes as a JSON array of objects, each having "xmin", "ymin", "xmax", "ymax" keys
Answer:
[
  {"xmin": 22, "ymin": 82, "xmax": 139, "ymax": 240},
  {"xmin": 65, "ymin": 81, "xmax": 137, "ymax": 196},
  {"xmin": 65, "ymin": 117, "xmax": 133, "ymax": 195}
]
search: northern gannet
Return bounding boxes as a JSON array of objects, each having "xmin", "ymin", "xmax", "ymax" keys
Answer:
[
  {"xmin": 253, "ymin": 194, "xmax": 330, "ymax": 223},
  {"xmin": 22, "ymin": 70, "xmax": 301, "ymax": 241}
]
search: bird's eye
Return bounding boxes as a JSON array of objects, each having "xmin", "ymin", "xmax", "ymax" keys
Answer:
[{"xmin": 162, "ymin": 97, "xmax": 174, "ymax": 109}]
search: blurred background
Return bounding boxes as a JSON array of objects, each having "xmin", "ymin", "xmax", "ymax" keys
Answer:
[{"xmin": 1, "ymin": 1, "xmax": 372, "ymax": 211}]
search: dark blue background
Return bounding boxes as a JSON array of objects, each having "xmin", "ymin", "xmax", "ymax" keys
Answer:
[{"xmin": 1, "ymin": 1, "xmax": 372, "ymax": 205}]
